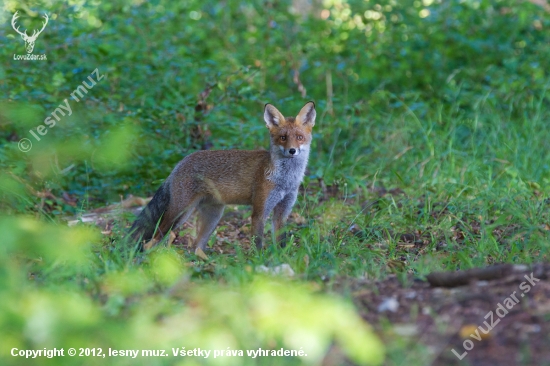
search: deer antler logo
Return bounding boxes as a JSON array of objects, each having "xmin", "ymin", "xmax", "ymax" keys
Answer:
[{"xmin": 11, "ymin": 11, "xmax": 49, "ymax": 54}]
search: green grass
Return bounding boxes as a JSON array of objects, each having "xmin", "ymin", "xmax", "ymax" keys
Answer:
[{"xmin": 1, "ymin": 0, "xmax": 550, "ymax": 365}]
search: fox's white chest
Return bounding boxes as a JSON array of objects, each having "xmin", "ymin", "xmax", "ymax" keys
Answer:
[{"xmin": 267, "ymin": 155, "xmax": 308, "ymax": 191}]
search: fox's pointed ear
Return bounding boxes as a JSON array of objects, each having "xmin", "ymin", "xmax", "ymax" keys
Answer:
[
  {"xmin": 296, "ymin": 101, "xmax": 316, "ymax": 127},
  {"xmin": 264, "ymin": 103, "xmax": 285, "ymax": 129}
]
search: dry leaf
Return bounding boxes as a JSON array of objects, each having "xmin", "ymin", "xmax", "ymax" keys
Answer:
[
  {"xmin": 397, "ymin": 243, "xmax": 415, "ymax": 249},
  {"xmin": 290, "ymin": 212, "xmax": 306, "ymax": 225},
  {"xmin": 195, "ymin": 247, "xmax": 209, "ymax": 260},
  {"xmin": 459, "ymin": 324, "xmax": 491, "ymax": 340},
  {"xmin": 167, "ymin": 231, "xmax": 176, "ymax": 247},
  {"xmin": 387, "ymin": 259, "xmax": 406, "ymax": 272},
  {"xmin": 143, "ymin": 238, "xmax": 158, "ymax": 251}
]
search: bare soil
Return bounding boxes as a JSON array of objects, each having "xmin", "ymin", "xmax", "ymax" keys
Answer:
[{"xmin": 340, "ymin": 264, "xmax": 550, "ymax": 366}]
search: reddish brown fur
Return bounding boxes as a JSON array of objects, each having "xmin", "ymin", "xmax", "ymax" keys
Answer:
[{"xmin": 130, "ymin": 102, "xmax": 316, "ymax": 254}]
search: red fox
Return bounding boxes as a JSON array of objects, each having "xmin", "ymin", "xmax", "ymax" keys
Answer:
[{"xmin": 129, "ymin": 102, "xmax": 316, "ymax": 254}]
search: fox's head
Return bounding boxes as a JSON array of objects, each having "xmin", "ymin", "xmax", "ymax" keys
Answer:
[{"xmin": 264, "ymin": 101, "xmax": 316, "ymax": 159}]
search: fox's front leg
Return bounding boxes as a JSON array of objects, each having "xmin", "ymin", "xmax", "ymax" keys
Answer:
[
  {"xmin": 272, "ymin": 191, "xmax": 298, "ymax": 248},
  {"xmin": 251, "ymin": 206, "xmax": 266, "ymax": 249},
  {"xmin": 252, "ymin": 188, "xmax": 284, "ymax": 249}
]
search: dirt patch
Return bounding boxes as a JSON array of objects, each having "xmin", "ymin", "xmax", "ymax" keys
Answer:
[
  {"xmin": 335, "ymin": 264, "xmax": 550, "ymax": 366},
  {"xmin": 171, "ymin": 208, "xmax": 308, "ymax": 255}
]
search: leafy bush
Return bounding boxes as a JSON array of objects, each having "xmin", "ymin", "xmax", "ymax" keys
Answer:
[{"xmin": 1, "ymin": 0, "xmax": 550, "ymax": 364}]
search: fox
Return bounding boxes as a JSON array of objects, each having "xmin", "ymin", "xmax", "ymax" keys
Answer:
[{"xmin": 129, "ymin": 101, "xmax": 316, "ymax": 255}]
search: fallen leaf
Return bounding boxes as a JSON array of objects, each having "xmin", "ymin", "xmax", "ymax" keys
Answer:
[
  {"xmin": 167, "ymin": 231, "xmax": 176, "ymax": 247},
  {"xmin": 143, "ymin": 238, "xmax": 158, "ymax": 251},
  {"xmin": 195, "ymin": 247, "xmax": 209, "ymax": 260},
  {"xmin": 397, "ymin": 243, "xmax": 415, "ymax": 249},
  {"xmin": 459, "ymin": 324, "xmax": 491, "ymax": 340},
  {"xmin": 290, "ymin": 212, "xmax": 306, "ymax": 225}
]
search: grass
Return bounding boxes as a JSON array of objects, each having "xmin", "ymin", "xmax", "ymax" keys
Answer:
[
  {"xmin": 2, "ymin": 97, "xmax": 550, "ymax": 365},
  {"xmin": 2, "ymin": 0, "xmax": 550, "ymax": 364},
  {"xmin": 3, "ymin": 96, "xmax": 550, "ymax": 365}
]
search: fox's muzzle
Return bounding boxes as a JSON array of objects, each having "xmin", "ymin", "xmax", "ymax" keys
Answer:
[{"xmin": 279, "ymin": 146, "xmax": 302, "ymax": 158}]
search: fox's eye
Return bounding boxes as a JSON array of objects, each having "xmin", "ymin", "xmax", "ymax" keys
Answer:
[
  {"xmin": 297, "ymin": 135, "xmax": 304, "ymax": 141},
  {"xmin": 280, "ymin": 136, "xmax": 287, "ymax": 141}
]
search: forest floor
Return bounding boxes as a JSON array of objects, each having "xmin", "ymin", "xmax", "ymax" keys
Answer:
[{"xmin": 81, "ymin": 183, "xmax": 550, "ymax": 366}]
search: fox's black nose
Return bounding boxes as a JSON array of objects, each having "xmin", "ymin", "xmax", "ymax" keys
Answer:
[{"xmin": 289, "ymin": 148, "xmax": 296, "ymax": 155}]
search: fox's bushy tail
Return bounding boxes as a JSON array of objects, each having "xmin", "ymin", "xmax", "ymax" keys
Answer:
[{"xmin": 128, "ymin": 180, "xmax": 171, "ymax": 247}]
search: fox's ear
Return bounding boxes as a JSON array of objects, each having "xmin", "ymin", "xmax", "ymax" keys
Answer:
[
  {"xmin": 296, "ymin": 101, "xmax": 316, "ymax": 127},
  {"xmin": 264, "ymin": 103, "xmax": 285, "ymax": 129}
]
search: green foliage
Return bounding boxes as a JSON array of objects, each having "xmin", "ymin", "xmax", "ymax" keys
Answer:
[
  {"xmin": 0, "ymin": 216, "xmax": 384, "ymax": 366},
  {"xmin": 1, "ymin": 0, "xmax": 550, "ymax": 364},
  {"xmin": 2, "ymin": 0, "xmax": 549, "ymax": 205}
]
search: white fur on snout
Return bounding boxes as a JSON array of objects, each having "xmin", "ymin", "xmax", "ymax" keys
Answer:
[
  {"xmin": 279, "ymin": 145, "xmax": 300, "ymax": 157},
  {"xmin": 292, "ymin": 145, "xmax": 308, "ymax": 157}
]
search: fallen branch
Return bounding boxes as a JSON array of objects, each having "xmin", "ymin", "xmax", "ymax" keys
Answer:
[
  {"xmin": 426, "ymin": 264, "xmax": 514, "ymax": 288},
  {"xmin": 92, "ymin": 195, "xmax": 151, "ymax": 213}
]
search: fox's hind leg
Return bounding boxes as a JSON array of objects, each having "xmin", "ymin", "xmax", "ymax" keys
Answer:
[
  {"xmin": 194, "ymin": 203, "xmax": 224, "ymax": 254},
  {"xmin": 157, "ymin": 197, "xmax": 200, "ymax": 241}
]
